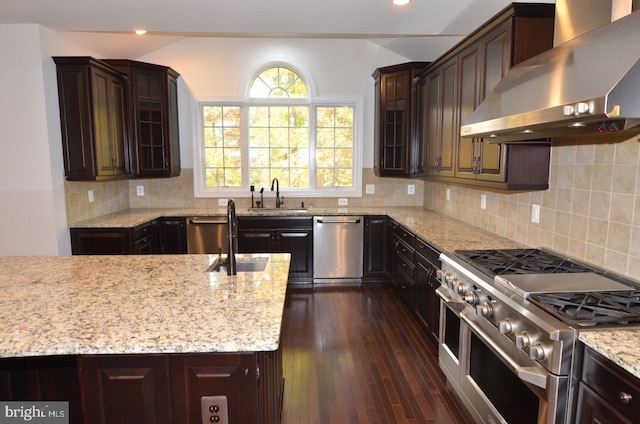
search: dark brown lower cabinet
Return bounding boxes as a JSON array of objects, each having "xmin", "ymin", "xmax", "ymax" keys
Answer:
[
  {"xmin": 576, "ymin": 346, "xmax": 640, "ymax": 424},
  {"xmin": 80, "ymin": 355, "xmax": 172, "ymax": 424},
  {"xmin": 1, "ymin": 351, "xmax": 282, "ymax": 424},
  {"xmin": 170, "ymin": 353, "xmax": 257, "ymax": 424},
  {"xmin": 238, "ymin": 216, "xmax": 313, "ymax": 282},
  {"xmin": 0, "ymin": 356, "xmax": 83, "ymax": 423},
  {"xmin": 363, "ymin": 215, "xmax": 388, "ymax": 282},
  {"xmin": 414, "ymin": 238, "xmax": 441, "ymax": 348}
]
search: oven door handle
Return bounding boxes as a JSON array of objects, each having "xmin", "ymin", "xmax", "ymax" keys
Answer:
[
  {"xmin": 436, "ymin": 287, "xmax": 466, "ymax": 311},
  {"xmin": 460, "ymin": 309, "xmax": 548, "ymax": 390}
]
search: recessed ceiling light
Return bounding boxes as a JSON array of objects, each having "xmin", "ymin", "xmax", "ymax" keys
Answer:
[
  {"xmin": 135, "ymin": 29, "xmax": 147, "ymax": 35},
  {"xmin": 392, "ymin": 0, "xmax": 411, "ymax": 5}
]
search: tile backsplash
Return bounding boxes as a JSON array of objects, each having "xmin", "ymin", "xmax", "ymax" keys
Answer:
[
  {"xmin": 65, "ymin": 132, "xmax": 640, "ymax": 281},
  {"xmin": 425, "ymin": 132, "xmax": 640, "ymax": 281},
  {"xmin": 65, "ymin": 168, "xmax": 424, "ymax": 221}
]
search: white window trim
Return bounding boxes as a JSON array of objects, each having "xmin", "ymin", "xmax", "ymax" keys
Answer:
[{"xmin": 193, "ymin": 95, "xmax": 363, "ymax": 199}]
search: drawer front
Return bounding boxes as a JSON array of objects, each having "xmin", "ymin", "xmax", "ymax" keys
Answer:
[
  {"xmin": 397, "ymin": 254, "xmax": 415, "ymax": 282},
  {"xmin": 394, "ymin": 235, "xmax": 415, "ymax": 264},
  {"xmin": 238, "ymin": 216, "xmax": 312, "ymax": 230},
  {"xmin": 133, "ymin": 223, "xmax": 153, "ymax": 241},
  {"xmin": 395, "ymin": 226, "xmax": 416, "ymax": 248},
  {"xmin": 416, "ymin": 237, "xmax": 440, "ymax": 264},
  {"xmin": 581, "ymin": 347, "xmax": 640, "ymax": 421}
]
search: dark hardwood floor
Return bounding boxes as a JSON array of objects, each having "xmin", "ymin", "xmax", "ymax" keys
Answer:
[{"xmin": 280, "ymin": 284, "xmax": 473, "ymax": 424}]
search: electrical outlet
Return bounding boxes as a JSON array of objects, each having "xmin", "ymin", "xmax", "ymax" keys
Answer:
[
  {"xmin": 218, "ymin": 198, "xmax": 228, "ymax": 206},
  {"xmin": 480, "ymin": 194, "xmax": 487, "ymax": 210},
  {"xmin": 136, "ymin": 186, "xmax": 144, "ymax": 196},
  {"xmin": 407, "ymin": 184, "xmax": 415, "ymax": 195},
  {"xmin": 201, "ymin": 395, "xmax": 228, "ymax": 424},
  {"xmin": 87, "ymin": 190, "xmax": 94, "ymax": 203},
  {"xmin": 531, "ymin": 204, "xmax": 541, "ymax": 224},
  {"xmin": 338, "ymin": 198, "xmax": 348, "ymax": 206},
  {"xmin": 365, "ymin": 184, "xmax": 375, "ymax": 194},
  {"xmin": 446, "ymin": 188, "xmax": 451, "ymax": 201}
]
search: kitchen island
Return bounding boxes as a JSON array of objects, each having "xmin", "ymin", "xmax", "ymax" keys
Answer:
[{"xmin": 0, "ymin": 253, "xmax": 289, "ymax": 423}]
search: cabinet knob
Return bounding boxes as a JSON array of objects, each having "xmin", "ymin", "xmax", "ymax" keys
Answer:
[{"xmin": 619, "ymin": 391, "xmax": 633, "ymax": 405}]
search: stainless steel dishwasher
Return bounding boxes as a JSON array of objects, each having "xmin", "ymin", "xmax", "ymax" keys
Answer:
[
  {"xmin": 186, "ymin": 216, "xmax": 229, "ymax": 254},
  {"xmin": 313, "ymin": 215, "xmax": 364, "ymax": 281}
]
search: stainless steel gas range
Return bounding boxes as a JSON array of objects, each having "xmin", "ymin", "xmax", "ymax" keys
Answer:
[{"xmin": 436, "ymin": 248, "xmax": 640, "ymax": 424}]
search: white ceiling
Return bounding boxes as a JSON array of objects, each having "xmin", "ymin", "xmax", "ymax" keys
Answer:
[{"xmin": 0, "ymin": 0, "xmax": 555, "ymax": 60}]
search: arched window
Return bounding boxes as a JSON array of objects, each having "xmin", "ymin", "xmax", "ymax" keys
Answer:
[
  {"xmin": 249, "ymin": 66, "xmax": 308, "ymax": 98},
  {"xmin": 196, "ymin": 64, "xmax": 361, "ymax": 199}
]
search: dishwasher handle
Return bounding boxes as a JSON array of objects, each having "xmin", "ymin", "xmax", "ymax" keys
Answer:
[
  {"xmin": 188, "ymin": 218, "xmax": 227, "ymax": 225},
  {"xmin": 316, "ymin": 218, "xmax": 361, "ymax": 224}
]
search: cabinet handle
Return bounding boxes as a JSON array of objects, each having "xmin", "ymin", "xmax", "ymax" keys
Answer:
[{"xmin": 619, "ymin": 391, "xmax": 633, "ymax": 404}]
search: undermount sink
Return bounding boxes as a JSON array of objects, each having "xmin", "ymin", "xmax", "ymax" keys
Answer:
[
  {"xmin": 206, "ymin": 257, "xmax": 269, "ymax": 273},
  {"xmin": 247, "ymin": 207, "xmax": 307, "ymax": 213}
]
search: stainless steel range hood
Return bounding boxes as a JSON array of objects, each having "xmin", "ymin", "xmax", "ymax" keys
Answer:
[{"xmin": 461, "ymin": 1, "xmax": 640, "ymax": 142}]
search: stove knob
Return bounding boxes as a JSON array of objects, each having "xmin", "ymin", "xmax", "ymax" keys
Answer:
[
  {"xmin": 516, "ymin": 332, "xmax": 533, "ymax": 349},
  {"xmin": 498, "ymin": 319, "xmax": 514, "ymax": 335},
  {"xmin": 454, "ymin": 282, "xmax": 466, "ymax": 295},
  {"xmin": 436, "ymin": 269, "xmax": 447, "ymax": 283},
  {"xmin": 447, "ymin": 276, "xmax": 458, "ymax": 290},
  {"xmin": 529, "ymin": 343, "xmax": 547, "ymax": 361},
  {"xmin": 477, "ymin": 302, "xmax": 494, "ymax": 318},
  {"xmin": 463, "ymin": 292, "xmax": 478, "ymax": 305}
]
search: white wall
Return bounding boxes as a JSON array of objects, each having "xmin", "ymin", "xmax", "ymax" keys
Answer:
[{"xmin": 0, "ymin": 25, "xmax": 63, "ymax": 255}]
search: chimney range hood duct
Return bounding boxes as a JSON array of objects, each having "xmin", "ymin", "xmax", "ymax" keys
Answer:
[{"xmin": 461, "ymin": 7, "xmax": 640, "ymax": 142}]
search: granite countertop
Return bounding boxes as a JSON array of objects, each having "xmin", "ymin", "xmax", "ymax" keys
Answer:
[
  {"xmin": 68, "ymin": 206, "xmax": 525, "ymax": 253},
  {"xmin": 0, "ymin": 253, "xmax": 290, "ymax": 357},
  {"xmin": 66, "ymin": 206, "xmax": 640, "ymax": 379},
  {"xmin": 579, "ymin": 331, "xmax": 640, "ymax": 379}
]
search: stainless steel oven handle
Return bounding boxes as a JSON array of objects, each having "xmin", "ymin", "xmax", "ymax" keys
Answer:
[
  {"xmin": 460, "ymin": 309, "xmax": 548, "ymax": 390},
  {"xmin": 436, "ymin": 286, "xmax": 466, "ymax": 311}
]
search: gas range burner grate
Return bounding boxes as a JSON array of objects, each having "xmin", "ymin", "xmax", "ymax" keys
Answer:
[
  {"xmin": 527, "ymin": 291, "xmax": 640, "ymax": 327},
  {"xmin": 455, "ymin": 248, "xmax": 594, "ymax": 276}
]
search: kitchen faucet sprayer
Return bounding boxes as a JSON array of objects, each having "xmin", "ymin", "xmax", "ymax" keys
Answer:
[
  {"xmin": 271, "ymin": 178, "xmax": 283, "ymax": 208},
  {"xmin": 226, "ymin": 199, "xmax": 237, "ymax": 275}
]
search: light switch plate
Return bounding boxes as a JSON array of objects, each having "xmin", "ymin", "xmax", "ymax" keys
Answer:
[
  {"xmin": 87, "ymin": 190, "xmax": 94, "ymax": 203},
  {"xmin": 218, "ymin": 198, "xmax": 228, "ymax": 206},
  {"xmin": 446, "ymin": 188, "xmax": 451, "ymax": 200},
  {"xmin": 480, "ymin": 194, "xmax": 487, "ymax": 210},
  {"xmin": 338, "ymin": 198, "xmax": 348, "ymax": 206},
  {"xmin": 407, "ymin": 184, "xmax": 415, "ymax": 195},
  {"xmin": 365, "ymin": 184, "xmax": 375, "ymax": 194},
  {"xmin": 531, "ymin": 204, "xmax": 541, "ymax": 223},
  {"xmin": 136, "ymin": 186, "xmax": 144, "ymax": 196}
]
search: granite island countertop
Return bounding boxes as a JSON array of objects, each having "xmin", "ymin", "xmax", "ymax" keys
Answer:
[{"xmin": 0, "ymin": 253, "xmax": 290, "ymax": 358}]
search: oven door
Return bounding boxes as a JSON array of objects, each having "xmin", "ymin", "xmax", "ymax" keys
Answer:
[
  {"xmin": 436, "ymin": 286, "xmax": 466, "ymax": 390},
  {"xmin": 460, "ymin": 308, "xmax": 568, "ymax": 424}
]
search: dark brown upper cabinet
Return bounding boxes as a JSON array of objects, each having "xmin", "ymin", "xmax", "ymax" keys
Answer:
[
  {"xmin": 417, "ymin": 3, "xmax": 555, "ymax": 190},
  {"xmin": 104, "ymin": 60, "xmax": 181, "ymax": 178},
  {"xmin": 373, "ymin": 62, "xmax": 429, "ymax": 178},
  {"xmin": 53, "ymin": 57, "xmax": 128, "ymax": 181}
]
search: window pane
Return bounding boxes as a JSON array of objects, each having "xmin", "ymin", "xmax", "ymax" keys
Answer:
[
  {"xmin": 202, "ymin": 105, "xmax": 242, "ymax": 187},
  {"xmin": 249, "ymin": 105, "xmax": 310, "ymax": 189},
  {"xmin": 316, "ymin": 106, "xmax": 354, "ymax": 188}
]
